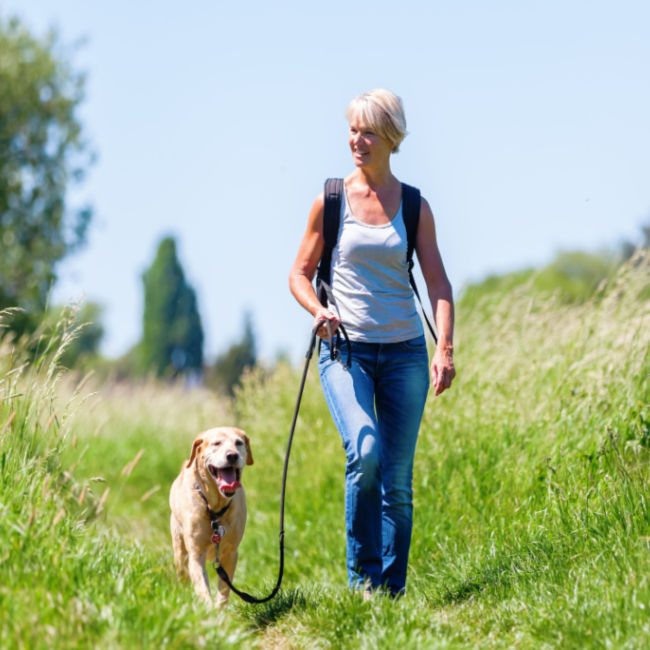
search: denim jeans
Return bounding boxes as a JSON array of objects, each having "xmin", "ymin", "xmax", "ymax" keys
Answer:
[{"xmin": 318, "ymin": 335, "xmax": 430, "ymax": 595}]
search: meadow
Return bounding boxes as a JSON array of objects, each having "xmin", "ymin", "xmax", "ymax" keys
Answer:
[{"xmin": 1, "ymin": 251, "xmax": 648, "ymax": 649}]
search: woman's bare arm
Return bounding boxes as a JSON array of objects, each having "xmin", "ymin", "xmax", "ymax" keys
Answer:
[
  {"xmin": 289, "ymin": 193, "xmax": 340, "ymax": 336},
  {"xmin": 415, "ymin": 197, "xmax": 455, "ymax": 395}
]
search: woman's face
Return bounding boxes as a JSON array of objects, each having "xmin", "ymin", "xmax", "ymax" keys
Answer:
[{"xmin": 348, "ymin": 110, "xmax": 393, "ymax": 168}]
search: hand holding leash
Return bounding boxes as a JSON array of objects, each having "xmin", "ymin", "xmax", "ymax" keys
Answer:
[{"xmin": 313, "ymin": 308, "xmax": 340, "ymax": 340}]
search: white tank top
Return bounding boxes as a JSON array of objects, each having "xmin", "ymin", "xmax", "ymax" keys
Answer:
[{"xmin": 329, "ymin": 190, "xmax": 424, "ymax": 343}]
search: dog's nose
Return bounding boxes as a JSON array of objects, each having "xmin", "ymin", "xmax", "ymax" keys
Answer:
[{"xmin": 226, "ymin": 451, "xmax": 239, "ymax": 465}]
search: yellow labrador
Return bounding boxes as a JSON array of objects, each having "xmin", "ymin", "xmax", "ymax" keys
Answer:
[{"xmin": 169, "ymin": 426, "xmax": 253, "ymax": 608}]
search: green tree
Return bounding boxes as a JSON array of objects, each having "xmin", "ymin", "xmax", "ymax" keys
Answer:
[
  {"xmin": 207, "ymin": 312, "xmax": 257, "ymax": 396},
  {"xmin": 141, "ymin": 236, "xmax": 203, "ymax": 377},
  {"xmin": 0, "ymin": 17, "xmax": 93, "ymax": 336},
  {"xmin": 531, "ymin": 250, "xmax": 615, "ymax": 302}
]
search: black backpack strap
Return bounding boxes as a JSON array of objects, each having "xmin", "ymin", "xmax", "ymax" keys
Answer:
[
  {"xmin": 402, "ymin": 182, "xmax": 420, "ymax": 270},
  {"xmin": 401, "ymin": 183, "xmax": 438, "ymax": 343},
  {"xmin": 316, "ymin": 178, "xmax": 343, "ymax": 306}
]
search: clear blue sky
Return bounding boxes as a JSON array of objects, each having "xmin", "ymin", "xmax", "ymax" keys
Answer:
[{"xmin": 3, "ymin": 0, "xmax": 649, "ymax": 363}]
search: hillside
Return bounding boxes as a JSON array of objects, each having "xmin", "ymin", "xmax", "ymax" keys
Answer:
[{"xmin": 1, "ymin": 250, "xmax": 648, "ymax": 649}]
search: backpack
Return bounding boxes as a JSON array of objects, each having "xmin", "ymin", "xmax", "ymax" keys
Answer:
[{"xmin": 315, "ymin": 177, "xmax": 437, "ymax": 343}]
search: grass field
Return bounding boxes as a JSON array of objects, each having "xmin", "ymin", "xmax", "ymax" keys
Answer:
[{"xmin": 1, "ymin": 251, "xmax": 649, "ymax": 649}]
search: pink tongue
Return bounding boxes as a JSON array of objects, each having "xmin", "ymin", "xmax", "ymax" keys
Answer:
[{"xmin": 219, "ymin": 468, "xmax": 241, "ymax": 491}]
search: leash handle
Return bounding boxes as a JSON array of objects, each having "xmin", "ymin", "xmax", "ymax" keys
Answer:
[
  {"xmin": 314, "ymin": 282, "xmax": 352, "ymax": 368},
  {"xmin": 315, "ymin": 316, "xmax": 352, "ymax": 369},
  {"xmin": 320, "ymin": 318, "xmax": 339, "ymax": 363}
]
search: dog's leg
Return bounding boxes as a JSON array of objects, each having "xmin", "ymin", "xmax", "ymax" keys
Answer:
[
  {"xmin": 215, "ymin": 544, "xmax": 238, "ymax": 609},
  {"xmin": 187, "ymin": 546, "xmax": 213, "ymax": 606},
  {"xmin": 170, "ymin": 514, "xmax": 189, "ymax": 579}
]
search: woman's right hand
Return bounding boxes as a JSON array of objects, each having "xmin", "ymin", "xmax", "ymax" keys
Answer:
[{"xmin": 313, "ymin": 307, "xmax": 341, "ymax": 340}]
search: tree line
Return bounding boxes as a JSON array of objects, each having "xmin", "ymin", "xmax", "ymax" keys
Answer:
[{"xmin": 0, "ymin": 16, "xmax": 255, "ymax": 394}]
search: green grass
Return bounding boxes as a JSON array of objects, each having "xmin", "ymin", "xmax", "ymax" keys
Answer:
[{"xmin": 1, "ymin": 251, "xmax": 649, "ymax": 648}]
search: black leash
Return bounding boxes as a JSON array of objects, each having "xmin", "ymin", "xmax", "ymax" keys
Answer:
[{"xmin": 214, "ymin": 321, "xmax": 351, "ymax": 604}]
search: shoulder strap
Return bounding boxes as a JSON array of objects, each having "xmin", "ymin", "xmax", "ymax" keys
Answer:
[
  {"xmin": 401, "ymin": 183, "xmax": 438, "ymax": 343},
  {"xmin": 401, "ymin": 182, "xmax": 420, "ymax": 268},
  {"xmin": 316, "ymin": 178, "xmax": 343, "ymax": 306}
]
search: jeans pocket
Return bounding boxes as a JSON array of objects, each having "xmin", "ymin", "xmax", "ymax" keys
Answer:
[{"xmin": 399, "ymin": 335, "xmax": 427, "ymax": 350}]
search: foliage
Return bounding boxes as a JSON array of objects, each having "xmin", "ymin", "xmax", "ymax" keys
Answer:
[
  {"xmin": 206, "ymin": 311, "xmax": 257, "ymax": 396},
  {"xmin": 459, "ymin": 249, "xmax": 618, "ymax": 313},
  {"xmin": 460, "ymin": 220, "xmax": 650, "ymax": 312},
  {"xmin": 531, "ymin": 249, "xmax": 616, "ymax": 300},
  {"xmin": 1, "ymin": 251, "xmax": 649, "ymax": 648},
  {"xmin": 0, "ymin": 17, "xmax": 93, "ymax": 337},
  {"xmin": 140, "ymin": 236, "xmax": 203, "ymax": 377}
]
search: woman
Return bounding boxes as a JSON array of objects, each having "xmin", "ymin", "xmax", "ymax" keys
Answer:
[{"xmin": 289, "ymin": 89, "xmax": 455, "ymax": 597}]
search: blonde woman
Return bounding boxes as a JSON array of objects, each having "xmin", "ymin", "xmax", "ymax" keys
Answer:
[{"xmin": 289, "ymin": 89, "xmax": 455, "ymax": 597}]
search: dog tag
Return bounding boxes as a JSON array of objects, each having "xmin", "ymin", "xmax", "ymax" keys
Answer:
[{"xmin": 211, "ymin": 525, "xmax": 226, "ymax": 545}]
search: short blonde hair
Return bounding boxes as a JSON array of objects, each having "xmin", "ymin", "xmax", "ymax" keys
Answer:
[{"xmin": 345, "ymin": 89, "xmax": 408, "ymax": 153}]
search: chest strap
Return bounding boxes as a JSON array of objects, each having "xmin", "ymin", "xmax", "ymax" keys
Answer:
[{"xmin": 194, "ymin": 482, "xmax": 231, "ymax": 537}]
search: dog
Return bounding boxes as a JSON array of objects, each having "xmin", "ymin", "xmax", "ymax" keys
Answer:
[{"xmin": 169, "ymin": 426, "xmax": 253, "ymax": 608}]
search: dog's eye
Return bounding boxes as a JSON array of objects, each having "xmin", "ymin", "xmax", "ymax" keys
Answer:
[
  {"xmin": 211, "ymin": 441, "xmax": 222, "ymax": 446},
  {"xmin": 235, "ymin": 440, "xmax": 244, "ymax": 447}
]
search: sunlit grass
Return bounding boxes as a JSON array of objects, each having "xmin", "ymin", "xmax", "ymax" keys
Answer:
[{"xmin": 1, "ymin": 251, "xmax": 648, "ymax": 648}]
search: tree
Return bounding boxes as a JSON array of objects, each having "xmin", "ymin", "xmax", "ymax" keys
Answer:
[
  {"xmin": 0, "ymin": 17, "xmax": 93, "ymax": 336},
  {"xmin": 207, "ymin": 312, "xmax": 257, "ymax": 396},
  {"xmin": 141, "ymin": 236, "xmax": 204, "ymax": 377},
  {"xmin": 532, "ymin": 251, "xmax": 615, "ymax": 302}
]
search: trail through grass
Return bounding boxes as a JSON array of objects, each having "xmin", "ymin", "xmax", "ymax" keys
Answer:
[{"xmin": 1, "ymin": 252, "xmax": 649, "ymax": 648}]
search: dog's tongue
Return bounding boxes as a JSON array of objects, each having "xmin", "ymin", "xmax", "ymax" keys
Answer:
[{"xmin": 218, "ymin": 467, "xmax": 241, "ymax": 491}]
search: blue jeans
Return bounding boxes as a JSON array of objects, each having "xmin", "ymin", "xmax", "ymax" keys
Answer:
[{"xmin": 318, "ymin": 335, "xmax": 430, "ymax": 595}]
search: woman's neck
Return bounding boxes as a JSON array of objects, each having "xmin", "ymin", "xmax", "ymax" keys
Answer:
[{"xmin": 351, "ymin": 164, "xmax": 395, "ymax": 192}]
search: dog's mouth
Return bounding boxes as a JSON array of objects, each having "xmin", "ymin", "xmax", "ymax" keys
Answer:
[{"xmin": 208, "ymin": 465, "xmax": 242, "ymax": 497}]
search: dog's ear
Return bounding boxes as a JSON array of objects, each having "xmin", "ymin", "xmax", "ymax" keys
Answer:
[
  {"xmin": 187, "ymin": 437, "xmax": 204, "ymax": 468},
  {"xmin": 241, "ymin": 432, "xmax": 254, "ymax": 466}
]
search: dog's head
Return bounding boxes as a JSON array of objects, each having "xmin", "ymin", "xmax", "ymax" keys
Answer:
[{"xmin": 187, "ymin": 427, "xmax": 253, "ymax": 498}]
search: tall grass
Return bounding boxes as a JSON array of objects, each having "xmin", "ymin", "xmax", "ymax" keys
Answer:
[
  {"xmin": 0, "ymin": 309, "xmax": 248, "ymax": 648},
  {"xmin": 1, "ymin": 251, "xmax": 649, "ymax": 648}
]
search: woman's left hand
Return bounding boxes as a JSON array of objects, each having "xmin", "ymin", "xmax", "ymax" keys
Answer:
[{"xmin": 430, "ymin": 345, "xmax": 455, "ymax": 396}]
